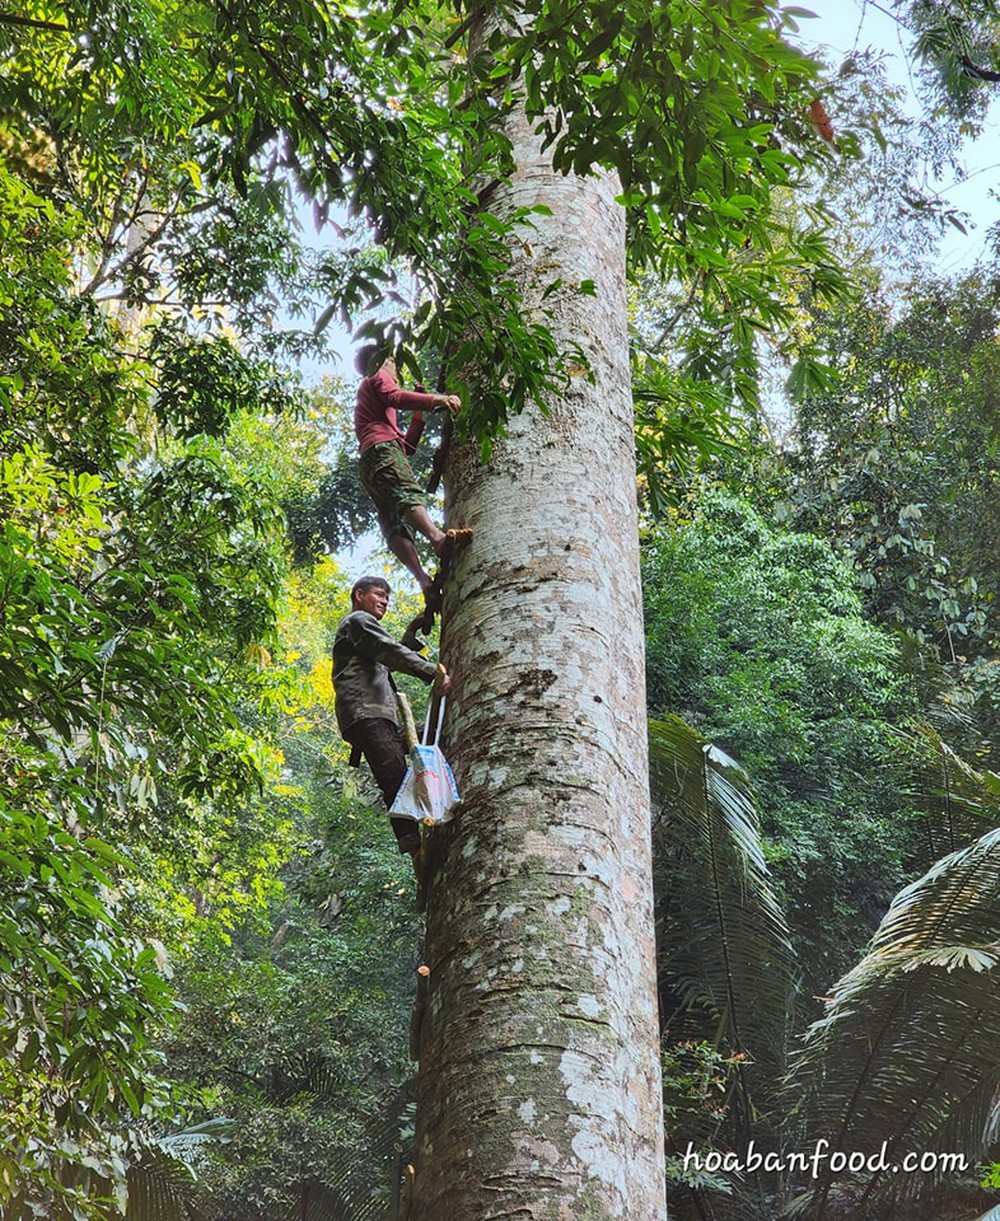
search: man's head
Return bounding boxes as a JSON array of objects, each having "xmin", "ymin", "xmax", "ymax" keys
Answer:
[
  {"xmin": 351, "ymin": 575, "xmax": 391, "ymax": 619},
  {"xmin": 355, "ymin": 344, "xmax": 395, "ymax": 379}
]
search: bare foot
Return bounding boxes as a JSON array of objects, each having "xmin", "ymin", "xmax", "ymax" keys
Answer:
[{"xmin": 433, "ymin": 528, "xmax": 474, "ymax": 561}]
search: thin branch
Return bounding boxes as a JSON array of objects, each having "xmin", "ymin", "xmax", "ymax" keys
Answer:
[
  {"xmin": 0, "ymin": 11, "xmax": 69, "ymax": 31},
  {"xmin": 443, "ymin": 9, "xmax": 476, "ymax": 50},
  {"xmin": 83, "ymin": 184, "xmax": 198, "ymax": 298},
  {"xmin": 652, "ymin": 276, "xmax": 703, "ymax": 350},
  {"xmin": 91, "ymin": 292, "xmax": 231, "ymax": 307},
  {"xmin": 960, "ymin": 53, "xmax": 1000, "ymax": 83},
  {"xmin": 82, "ymin": 188, "xmax": 134, "ymax": 299}
]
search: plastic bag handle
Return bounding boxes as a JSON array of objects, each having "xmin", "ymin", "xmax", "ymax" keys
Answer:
[{"xmin": 422, "ymin": 693, "xmax": 446, "ymax": 746}]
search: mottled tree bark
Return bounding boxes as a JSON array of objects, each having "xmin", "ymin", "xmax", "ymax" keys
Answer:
[{"xmin": 409, "ymin": 97, "xmax": 667, "ymax": 1219}]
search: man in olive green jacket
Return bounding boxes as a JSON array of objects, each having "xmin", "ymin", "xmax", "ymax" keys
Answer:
[{"xmin": 333, "ymin": 575, "xmax": 451, "ymax": 866}]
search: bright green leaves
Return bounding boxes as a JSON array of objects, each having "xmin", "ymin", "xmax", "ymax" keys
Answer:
[
  {"xmin": 494, "ymin": 0, "xmax": 826, "ymax": 278},
  {"xmin": 0, "ymin": 434, "xmax": 285, "ymax": 759},
  {"xmin": 1, "ymin": 447, "xmax": 107, "ymax": 562},
  {"xmin": 0, "ymin": 143, "xmax": 304, "ymax": 1216},
  {"xmin": 630, "ymin": 195, "xmax": 848, "ymax": 516},
  {"xmin": 632, "ymin": 356, "xmax": 743, "ymax": 516},
  {"xmin": 0, "ymin": 447, "xmax": 116, "ymax": 743},
  {"xmin": 149, "ymin": 319, "xmax": 298, "ymax": 439},
  {"xmin": 0, "ymin": 169, "xmax": 140, "ymax": 468},
  {"xmin": 643, "ymin": 490, "xmax": 916, "ymax": 985},
  {"xmin": 0, "ymin": 801, "xmax": 177, "ymax": 1219}
]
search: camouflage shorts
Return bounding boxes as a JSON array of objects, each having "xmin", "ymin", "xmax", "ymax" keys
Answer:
[{"xmin": 358, "ymin": 442, "xmax": 429, "ymax": 545}]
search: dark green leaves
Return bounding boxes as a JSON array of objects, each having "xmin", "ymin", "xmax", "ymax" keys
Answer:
[
  {"xmin": 785, "ymin": 823, "xmax": 1000, "ymax": 1218},
  {"xmin": 651, "ymin": 714, "xmax": 798, "ymax": 1081},
  {"xmin": 495, "ymin": 0, "xmax": 825, "ymax": 276}
]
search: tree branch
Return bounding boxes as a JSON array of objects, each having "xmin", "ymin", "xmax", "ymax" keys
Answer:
[
  {"xmin": 0, "ymin": 11, "xmax": 69, "ymax": 31},
  {"xmin": 960, "ymin": 54, "xmax": 1000, "ymax": 83},
  {"xmin": 82, "ymin": 181, "xmax": 193, "ymax": 298}
]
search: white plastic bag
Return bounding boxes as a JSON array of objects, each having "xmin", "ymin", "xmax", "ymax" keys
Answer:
[{"xmin": 389, "ymin": 695, "xmax": 460, "ymax": 825}]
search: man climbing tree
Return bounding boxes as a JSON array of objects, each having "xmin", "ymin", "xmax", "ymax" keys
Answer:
[
  {"xmin": 354, "ymin": 346, "xmax": 473, "ymax": 610},
  {"xmin": 333, "ymin": 575, "xmax": 452, "ymax": 874}
]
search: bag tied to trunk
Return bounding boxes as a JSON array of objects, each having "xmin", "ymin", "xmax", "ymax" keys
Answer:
[{"xmin": 389, "ymin": 694, "xmax": 460, "ymax": 825}]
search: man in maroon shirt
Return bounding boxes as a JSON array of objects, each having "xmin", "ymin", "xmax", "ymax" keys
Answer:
[{"xmin": 354, "ymin": 346, "xmax": 472, "ymax": 607}]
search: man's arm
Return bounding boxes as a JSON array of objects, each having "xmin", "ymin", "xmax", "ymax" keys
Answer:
[
  {"xmin": 402, "ymin": 410, "xmax": 424, "ymax": 456},
  {"xmin": 370, "ymin": 369, "xmax": 461, "ymax": 416},
  {"xmin": 347, "ymin": 613, "xmax": 438, "ymax": 682}
]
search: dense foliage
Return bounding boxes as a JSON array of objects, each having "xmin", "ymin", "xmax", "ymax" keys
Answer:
[
  {"xmin": 4, "ymin": 0, "xmax": 1000, "ymax": 1216},
  {"xmin": 779, "ymin": 269, "xmax": 1000, "ymax": 658},
  {"xmin": 0, "ymin": 168, "xmax": 294, "ymax": 1214},
  {"xmin": 153, "ymin": 571, "xmax": 431, "ymax": 1220},
  {"xmin": 644, "ymin": 491, "xmax": 921, "ymax": 987}
]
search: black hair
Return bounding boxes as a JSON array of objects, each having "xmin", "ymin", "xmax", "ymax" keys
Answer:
[
  {"xmin": 351, "ymin": 575, "xmax": 391, "ymax": 604},
  {"xmin": 354, "ymin": 343, "xmax": 390, "ymax": 378}
]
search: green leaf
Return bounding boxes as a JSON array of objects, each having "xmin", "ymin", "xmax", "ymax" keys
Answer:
[
  {"xmin": 651, "ymin": 715, "xmax": 797, "ymax": 1081},
  {"xmin": 786, "ymin": 825, "xmax": 1000, "ymax": 1216}
]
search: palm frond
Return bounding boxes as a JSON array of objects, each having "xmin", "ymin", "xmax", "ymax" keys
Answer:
[
  {"xmin": 282, "ymin": 1086, "xmax": 416, "ymax": 1221},
  {"xmin": 126, "ymin": 1146, "xmax": 198, "ymax": 1221},
  {"xmin": 269, "ymin": 1051, "xmax": 357, "ymax": 1105},
  {"xmin": 783, "ymin": 825, "xmax": 1000, "ymax": 1219},
  {"xmin": 156, "ymin": 1117, "xmax": 237, "ymax": 1161},
  {"xmin": 126, "ymin": 1119, "xmax": 236, "ymax": 1221},
  {"xmin": 898, "ymin": 722, "xmax": 1000, "ymax": 864},
  {"xmin": 650, "ymin": 715, "xmax": 798, "ymax": 1077}
]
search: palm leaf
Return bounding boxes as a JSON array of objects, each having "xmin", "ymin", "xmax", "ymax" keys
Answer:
[
  {"xmin": 282, "ymin": 1085, "xmax": 416, "ymax": 1221},
  {"xmin": 156, "ymin": 1117, "xmax": 237, "ymax": 1162},
  {"xmin": 125, "ymin": 1118, "xmax": 236, "ymax": 1221},
  {"xmin": 783, "ymin": 825, "xmax": 1000, "ymax": 1219},
  {"xmin": 898, "ymin": 722, "xmax": 1000, "ymax": 865},
  {"xmin": 650, "ymin": 715, "xmax": 798, "ymax": 1078},
  {"xmin": 126, "ymin": 1146, "xmax": 200, "ymax": 1221}
]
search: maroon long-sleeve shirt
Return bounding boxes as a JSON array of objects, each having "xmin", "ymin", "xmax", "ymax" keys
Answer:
[{"xmin": 355, "ymin": 368, "xmax": 439, "ymax": 456}]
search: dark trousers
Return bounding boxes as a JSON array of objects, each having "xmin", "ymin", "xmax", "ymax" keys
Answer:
[{"xmin": 344, "ymin": 718, "xmax": 421, "ymax": 853}]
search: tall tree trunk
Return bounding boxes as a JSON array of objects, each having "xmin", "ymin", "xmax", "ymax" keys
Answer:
[{"xmin": 410, "ymin": 100, "xmax": 666, "ymax": 1219}]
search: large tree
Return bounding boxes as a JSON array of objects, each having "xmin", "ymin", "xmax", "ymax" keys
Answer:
[
  {"xmin": 404, "ymin": 2, "xmax": 841, "ymax": 1215},
  {"xmin": 412, "ymin": 103, "xmax": 666, "ymax": 1216}
]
